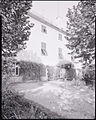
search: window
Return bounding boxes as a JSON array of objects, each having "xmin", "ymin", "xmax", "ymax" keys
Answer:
[
  {"xmin": 41, "ymin": 42, "xmax": 47, "ymax": 56},
  {"xmin": 58, "ymin": 33, "xmax": 62, "ymax": 40},
  {"xmin": 15, "ymin": 66, "xmax": 19, "ymax": 76},
  {"xmin": 41, "ymin": 25, "xmax": 47, "ymax": 33},
  {"xmin": 58, "ymin": 48, "xmax": 63, "ymax": 59}
]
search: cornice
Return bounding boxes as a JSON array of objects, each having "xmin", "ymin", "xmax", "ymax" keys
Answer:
[{"xmin": 28, "ymin": 11, "xmax": 66, "ymax": 35}]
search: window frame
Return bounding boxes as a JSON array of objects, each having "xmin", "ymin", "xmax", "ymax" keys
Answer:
[
  {"xmin": 58, "ymin": 48, "xmax": 63, "ymax": 59},
  {"xmin": 41, "ymin": 25, "xmax": 47, "ymax": 34},
  {"xmin": 41, "ymin": 42, "xmax": 47, "ymax": 56},
  {"xmin": 58, "ymin": 33, "xmax": 62, "ymax": 40}
]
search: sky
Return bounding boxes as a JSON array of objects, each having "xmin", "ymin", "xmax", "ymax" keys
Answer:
[{"xmin": 30, "ymin": 1, "xmax": 79, "ymax": 29}]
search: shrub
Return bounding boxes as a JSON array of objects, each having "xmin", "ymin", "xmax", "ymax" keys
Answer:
[
  {"xmin": 65, "ymin": 68, "xmax": 76, "ymax": 81},
  {"xmin": 57, "ymin": 60, "xmax": 76, "ymax": 81},
  {"xmin": 82, "ymin": 63, "xmax": 95, "ymax": 86},
  {"xmin": 19, "ymin": 61, "xmax": 46, "ymax": 81}
]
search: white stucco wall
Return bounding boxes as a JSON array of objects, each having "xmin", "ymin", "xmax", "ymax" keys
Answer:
[{"xmin": 16, "ymin": 14, "xmax": 71, "ymax": 66}]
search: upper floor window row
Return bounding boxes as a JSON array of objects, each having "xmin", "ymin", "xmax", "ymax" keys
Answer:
[{"xmin": 41, "ymin": 25, "xmax": 63, "ymax": 41}]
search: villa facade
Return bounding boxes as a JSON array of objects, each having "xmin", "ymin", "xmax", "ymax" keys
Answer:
[{"xmin": 16, "ymin": 11, "xmax": 71, "ymax": 66}]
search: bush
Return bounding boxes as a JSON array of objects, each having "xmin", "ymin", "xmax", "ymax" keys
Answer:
[
  {"xmin": 19, "ymin": 61, "xmax": 46, "ymax": 81},
  {"xmin": 64, "ymin": 68, "xmax": 76, "ymax": 81},
  {"xmin": 82, "ymin": 63, "xmax": 95, "ymax": 86},
  {"xmin": 57, "ymin": 60, "xmax": 76, "ymax": 81}
]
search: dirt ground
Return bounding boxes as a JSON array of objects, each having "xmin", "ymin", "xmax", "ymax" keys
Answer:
[{"xmin": 10, "ymin": 80, "xmax": 95, "ymax": 119}]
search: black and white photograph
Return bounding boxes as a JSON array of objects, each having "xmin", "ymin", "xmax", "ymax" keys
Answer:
[{"xmin": 1, "ymin": 0, "xmax": 95, "ymax": 119}]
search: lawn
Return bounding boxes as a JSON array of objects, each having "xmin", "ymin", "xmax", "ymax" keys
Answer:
[{"xmin": 10, "ymin": 80, "xmax": 95, "ymax": 119}]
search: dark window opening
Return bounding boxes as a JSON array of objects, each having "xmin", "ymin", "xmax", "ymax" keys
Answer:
[{"xmin": 16, "ymin": 67, "xmax": 19, "ymax": 76}]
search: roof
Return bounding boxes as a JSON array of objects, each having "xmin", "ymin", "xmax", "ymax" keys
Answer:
[{"xmin": 28, "ymin": 11, "xmax": 66, "ymax": 34}]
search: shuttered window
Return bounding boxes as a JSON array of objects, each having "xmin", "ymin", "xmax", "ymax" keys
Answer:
[{"xmin": 41, "ymin": 42, "xmax": 47, "ymax": 56}]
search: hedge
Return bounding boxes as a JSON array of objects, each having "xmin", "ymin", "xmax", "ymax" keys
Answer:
[{"xmin": 19, "ymin": 61, "xmax": 46, "ymax": 81}]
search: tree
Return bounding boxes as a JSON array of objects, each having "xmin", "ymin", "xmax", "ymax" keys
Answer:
[
  {"xmin": 0, "ymin": 0, "xmax": 33, "ymax": 57},
  {"xmin": 65, "ymin": 0, "xmax": 95, "ymax": 67}
]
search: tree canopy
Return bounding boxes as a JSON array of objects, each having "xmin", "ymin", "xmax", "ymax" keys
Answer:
[
  {"xmin": 0, "ymin": 0, "xmax": 33, "ymax": 57},
  {"xmin": 65, "ymin": 0, "xmax": 95, "ymax": 67}
]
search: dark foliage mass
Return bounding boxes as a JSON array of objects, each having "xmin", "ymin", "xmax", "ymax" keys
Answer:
[
  {"xmin": 65, "ymin": 1, "xmax": 95, "ymax": 67},
  {"xmin": 2, "ymin": 57, "xmax": 17, "ymax": 75},
  {"xmin": 2, "ymin": 90, "xmax": 32, "ymax": 119},
  {"xmin": 0, "ymin": 0, "xmax": 33, "ymax": 57},
  {"xmin": 2, "ymin": 90, "xmax": 63, "ymax": 119},
  {"xmin": 19, "ymin": 61, "xmax": 46, "ymax": 81},
  {"xmin": 57, "ymin": 60, "xmax": 76, "ymax": 80},
  {"xmin": 82, "ymin": 63, "xmax": 95, "ymax": 86}
]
